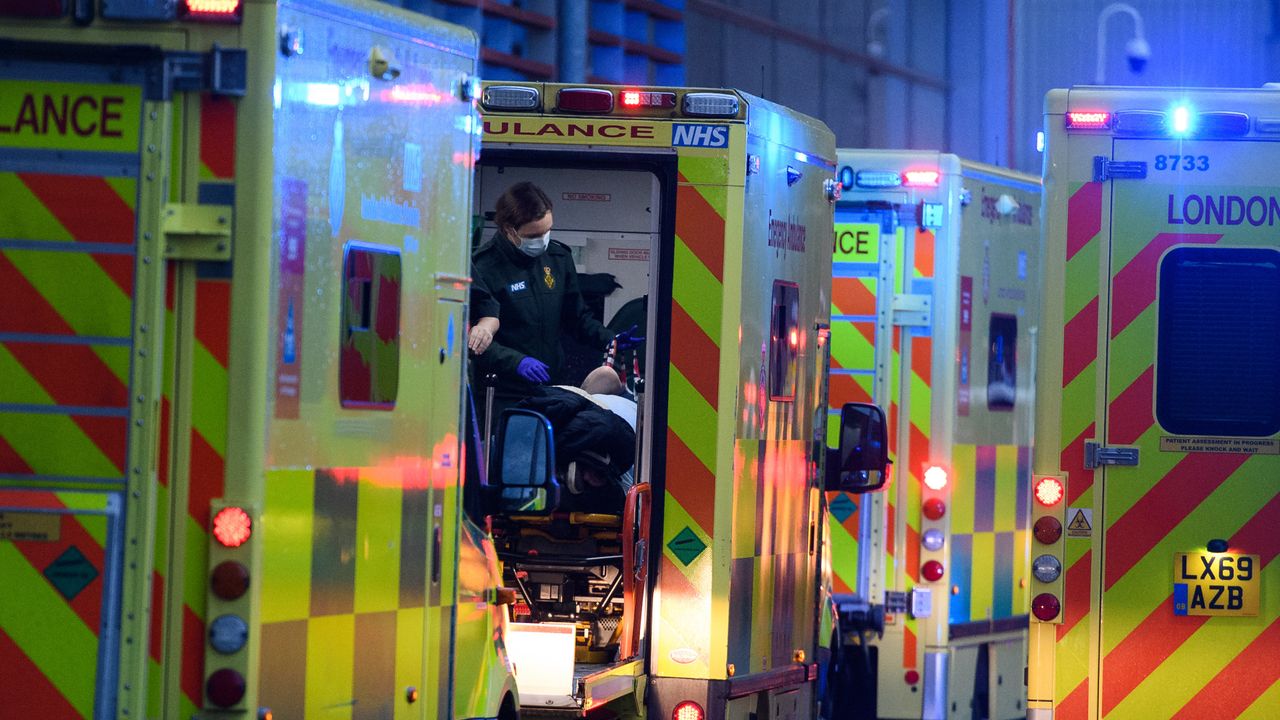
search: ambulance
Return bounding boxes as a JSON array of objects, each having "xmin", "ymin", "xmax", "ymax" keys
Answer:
[
  {"xmin": 1028, "ymin": 87, "xmax": 1280, "ymax": 719},
  {"xmin": 825, "ymin": 150, "xmax": 1041, "ymax": 719},
  {"xmin": 474, "ymin": 82, "xmax": 889, "ymax": 719},
  {"xmin": 0, "ymin": 1, "xmax": 515, "ymax": 718}
]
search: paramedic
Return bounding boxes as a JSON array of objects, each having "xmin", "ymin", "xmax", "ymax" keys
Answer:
[{"xmin": 471, "ymin": 182, "xmax": 641, "ymax": 410}]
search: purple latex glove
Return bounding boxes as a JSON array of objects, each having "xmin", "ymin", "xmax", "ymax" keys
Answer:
[
  {"xmin": 613, "ymin": 324, "xmax": 645, "ymax": 351},
  {"xmin": 517, "ymin": 356, "xmax": 551, "ymax": 384}
]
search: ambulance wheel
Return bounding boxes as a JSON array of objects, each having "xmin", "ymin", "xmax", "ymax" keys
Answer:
[
  {"xmin": 498, "ymin": 693, "xmax": 519, "ymax": 720},
  {"xmin": 821, "ymin": 633, "xmax": 856, "ymax": 720}
]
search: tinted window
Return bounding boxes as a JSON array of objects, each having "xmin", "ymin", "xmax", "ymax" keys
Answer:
[
  {"xmin": 770, "ymin": 281, "xmax": 801, "ymax": 401},
  {"xmin": 988, "ymin": 314, "xmax": 1017, "ymax": 411},
  {"xmin": 340, "ymin": 243, "xmax": 401, "ymax": 409},
  {"xmin": 1156, "ymin": 247, "xmax": 1280, "ymax": 436}
]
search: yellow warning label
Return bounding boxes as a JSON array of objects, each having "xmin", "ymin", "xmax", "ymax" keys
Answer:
[
  {"xmin": 1066, "ymin": 508, "xmax": 1092, "ymax": 538},
  {"xmin": 834, "ymin": 222, "xmax": 880, "ymax": 263},
  {"xmin": 0, "ymin": 511, "xmax": 60, "ymax": 542},
  {"xmin": 1160, "ymin": 436, "xmax": 1278, "ymax": 455},
  {"xmin": 0, "ymin": 80, "xmax": 142, "ymax": 153}
]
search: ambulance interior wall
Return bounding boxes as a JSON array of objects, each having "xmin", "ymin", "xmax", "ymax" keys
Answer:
[{"xmin": 474, "ymin": 165, "xmax": 661, "ymax": 330}]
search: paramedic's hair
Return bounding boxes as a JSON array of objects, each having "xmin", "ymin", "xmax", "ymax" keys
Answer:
[{"xmin": 494, "ymin": 182, "xmax": 554, "ymax": 232}]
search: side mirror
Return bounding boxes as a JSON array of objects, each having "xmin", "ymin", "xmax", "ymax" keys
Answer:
[
  {"xmin": 490, "ymin": 408, "xmax": 560, "ymax": 514},
  {"xmin": 825, "ymin": 402, "xmax": 890, "ymax": 493}
]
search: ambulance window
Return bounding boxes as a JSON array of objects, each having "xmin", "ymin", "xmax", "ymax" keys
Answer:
[
  {"xmin": 769, "ymin": 281, "xmax": 801, "ymax": 401},
  {"xmin": 987, "ymin": 314, "xmax": 1017, "ymax": 411},
  {"xmin": 1156, "ymin": 247, "xmax": 1280, "ymax": 436},
  {"xmin": 339, "ymin": 243, "xmax": 402, "ymax": 410}
]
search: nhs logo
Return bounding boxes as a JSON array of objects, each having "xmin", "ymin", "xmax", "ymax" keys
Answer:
[{"xmin": 672, "ymin": 124, "xmax": 729, "ymax": 148}]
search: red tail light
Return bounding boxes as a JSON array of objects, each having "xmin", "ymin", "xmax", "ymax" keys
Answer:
[
  {"xmin": 922, "ymin": 559, "xmax": 945, "ymax": 582},
  {"xmin": 902, "ymin": 170, "xmax": 940, "ymax": 187},
  {"xmin": 1034, "ymin": 477, "xmax": 1065, "ymax": 507},
  {"xmin": 1065, "ymin": 111, "xmax": 1111, "ymax": 130},
  {"xmin": 180, "ymin": 0, "xmax": 242, "ymax": 21},
  {"xmin": 1033, "ymin": 516, "xmax": 1063, "ymax": 545},
  {"xmin": 923, "ymin": 465, "xmax": 948, "ymax": 491},
  {"xmin": 673, "ymin": 701, "xmax": 705, "ymax": 720},
  {"xmin": 211, "ymin": 560, "xmax": 250, "ymax": 600},
  {"xmin": 620, "ymin": 90, "xmax": 676, "ymax": 109},
  {"xmin": 1032, "ymin": 593, "xmax": 1061, "ymax": 621},
  {"xmin": 213, "ymin": 507, "xmax": 252, "ymax": 548},
  {"xmin": 922, "ymin": 498, "xmax": 946, "ymax": 521},
  {"xmin": 206, "ymin": 668, "xmax": 246, "ymax": 707}
]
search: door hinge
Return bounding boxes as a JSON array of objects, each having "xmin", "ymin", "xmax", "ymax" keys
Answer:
[
  {"xmin": 163, "ymin": 204, "xmax": 232, "ymax": 261},
  {"xmin": 1083, "ymin": 441, "xmax": 1140, "ymax": 469},
  {"xmin": 1093, "ymin": 156, "xmax": 1147, "ymax": 182},
  {"xmin": 154, "ymin": 44, "xmax": 247, "ymax": 100},
  {"xmin": 892, "ymin": 293, "xmax": 931, "ymax": 327}
]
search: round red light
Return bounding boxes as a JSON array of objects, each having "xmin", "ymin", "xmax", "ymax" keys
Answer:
[
  {"xmin": 206, "ymin": 668, "xmax": 246, "ymax": 707},
  {"xmin": 1032, "ymin": 593, "xmax": 1061, "ymax": 621},
  {"xmin": 923, "ymin": 498, "xmax": 946, "ymax": 521},
  {"xmin": 673, "ymin": 700, "xmax": 705, "ymax": 720},
  {"xmin": 213, "ymin": 507, "xmax": 252, "ymax": 548},
  {"xmin": 211, "ymin": 560, "xmax": 251, "ymax": 600},
  {"xmin": 923, "ymin": 465, "xmax": 948, "ymax": 491},
  {"xmin": 904, "ymin": 669, "xmax": 920, "ymax": 685},
  {"xmin": 922, "ymin": 559, "xmax": 945, "ymax": 582},
  {"xmin": 1034, "ymin": 477, "xmax": 1065, "ymax": 507},
  {"xmin": 1034, "ymin": 516, "xmax": 1063, "ymax": 545}
]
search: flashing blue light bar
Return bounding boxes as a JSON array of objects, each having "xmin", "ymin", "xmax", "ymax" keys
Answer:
[
  {"xmin": 1171, "ymin": 105, "xmax": 1193, "ymax": 136},
  {"xmin": 855, "ymin": 170, "xmax": 903, "ymax": 189}
]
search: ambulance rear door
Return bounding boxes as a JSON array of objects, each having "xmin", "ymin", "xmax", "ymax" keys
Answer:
[
  {"xmin": 0, "ymin": 46, "xmax": 173, "ymax": 719},
  {"xmin": 1093, "ymin": 133, "xmax": 1280, "ymax": 718}
]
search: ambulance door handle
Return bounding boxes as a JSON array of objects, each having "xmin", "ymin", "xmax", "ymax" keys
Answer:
[
  {"xmin": 1084, "ymin": 441, "xmax": 1140, "ymax": 469},
  {"xmin": 432, "ymin": 526, "xmax": 442, "ymax": 584}
]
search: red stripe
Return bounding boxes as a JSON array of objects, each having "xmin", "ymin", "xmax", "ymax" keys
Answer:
[
  {"xmin": 1173, "ymin": 616, "xmax": 1280, "ymax": 719},
  {"xmin": 157, "ymin": 398, "xmax": 171, "ymax": 487},
  {"xmin": 1110, "ymin": 233, "xmax": 1220, "ymax": 338},
  {"xmin": 187, "ymin": 431, "xmax": 226, "ymax": 529},
  {"xmin": 1103, "ymin": 452, "xmax": 1250, "ymax": 590},
  {"xmin": 1057, "ymin": 549, "xmax": 1091, "ymax": 639},
  {"xmin": 1066, "ymin": 182, "xmax": 1102, "ymax": 261},
  {"xmin": 0, "ymin": 434, "xmax": 34, "ymax": 474},
  {"xmin": 910, "ymin": 336, "xmax": 931, "ymax": 385},
  {"xmin": 913, "ymin": 228, "xmax": 935, "ymax": 277},
  {"xmin": 195, "ymin": 279, "xmax": 232, "ymax": 368},
  {"xmin": 675, "ymin": 179, "xmax": 725, "ymax": 283},
  {"xmin": 831, "ymin": 277, "xmax": 877, "ymax": 317},
  {"xmin": 18, "ymin": 173, "xmax": 136, "ymax": 295},
  {"xmin": 905, "ymin": 523, "xmax": 920, "ymax": 583},
  {"xmin": 903, "ymin": 625, "xmax": 916, "ymax": 669},
  {"xmin": 149, "ymin": 571, "xmax": 165, "ymax": 662},
  {"xmin": 1058, "ymin": 678, "xmax": 1089, "ymax": 720},
  {"xmin": 1101, "ymin": 493, "xmax": 1280, "ymax": 716},
  {"xmin": 181, "ymin": 604, "xmax": 206, "ymax": 705},
  {"xmin": 885, "ymin": 501, "xmax": 896, "ymax": 558},
  {"xmin": 1108, "ymin": 366, "xmax": 1154, "ymax": 445},
  {"xmin": 1061, "ymin": 424, "xmax": 1096, "ymax": 505},
  {"xmin": 827, "ymin": 370, "xmax": 872, "ymax": 406},
  {"xmin": 664, "ymin": 428, "xmax": 715, "ymax": 533},
  {"xmin": 200, "ymin": 94, "xmax": 237, "ymax": 179},
  {"xmin": 1061, "ymin": 296, "xmax": 1098, "ymax": 386},
  {"xmin": 669, "ymin": 302, "xmax": 719, "ymax": 409},
  {"xmin": 0, "ymin": 628, "xmax": 83, "ymax": 719}
]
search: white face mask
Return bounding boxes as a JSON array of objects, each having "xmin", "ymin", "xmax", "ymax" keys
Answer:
[{"xmin": 517, "ymin": 230, "xmax": 550, "ymax": 257}]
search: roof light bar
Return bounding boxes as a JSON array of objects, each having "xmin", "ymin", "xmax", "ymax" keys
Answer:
[
  {"xmin": 481, "ymin": 85, "xmax": 540, "ymax": 111},
  {"xmin": 1065, "ymin": 110, "xmax": 1111, "ymax": 130},
  {"xmin": 854, "ymin": 170, "xmax": 902, "ymax": 189},
  {"xmin": 621, "ymin": 89, "xmax": 676, "ymax": 109},
  {"xmin": 557, "ymin": 88, "xmax": 613, "ymax": 114},
  {"xmin": 180, "ymin": 0, "xmax": 242, "ymax": 21},
  {"xmin": 903, "ymin": 170, "xmax": 940, "ymax": 187},
  {"xmin": 1196, "ymin": 111, "xmax": 1250, "ymax": 137},
  {"xmin": 1113, "ymin": 110, "xmax": 1166, "ymax": 136},
  {"xmin": 683, "ymin": 92, "xmax": 739, "ymax": 118}
]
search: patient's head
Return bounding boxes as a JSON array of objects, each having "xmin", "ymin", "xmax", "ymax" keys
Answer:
[{"xmin": 582, "ymin": 366, "xmax": 624, "ymax": 395}]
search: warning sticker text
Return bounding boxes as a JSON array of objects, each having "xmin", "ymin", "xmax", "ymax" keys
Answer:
[{"xmin": 1160, "ymin": 436, "xmax": 1278, "ymax": 455}]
